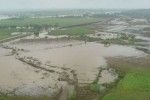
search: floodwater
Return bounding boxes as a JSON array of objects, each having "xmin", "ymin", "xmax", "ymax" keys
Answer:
[
  {"xmin": 0, "ymin": 46, "xmax": 12, "ymax": 56},
  {"xmin": 10, "ymin": 39, "xmax": 84, "ymax": 51},
  {"xmin": 20, "ymin": 42, "xmax": 144, "ymax": 84},
  {"xmin": 0, "ymin": 56, "xmax": 63, "ymax": 96},
  {"xmin": 98, "ymin": 69, "xmax": 118, "ymax": 84},
  {"xmin": 136, "ymin": 35, "xmax": 150, "ymax": 41},
  {"xmin": 0, "ymin": 40, "xmax": 145, "ymax": 96}
]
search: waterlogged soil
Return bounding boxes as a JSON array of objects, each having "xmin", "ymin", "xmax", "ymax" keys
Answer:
[{"xmin": 106, "ymin": 55, "xmax": 150, "ymax": 73}]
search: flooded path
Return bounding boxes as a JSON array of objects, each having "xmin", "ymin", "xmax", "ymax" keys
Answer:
[{"xmin": 59, "ymin": 86, "xmax": 69, "ymax": 100}]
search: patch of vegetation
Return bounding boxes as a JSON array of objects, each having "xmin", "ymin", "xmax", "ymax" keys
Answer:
[
  {"xmin": 136, "ymin": 47, "xmax": 150, "ymax": 54},
  {"xmin": 49, "ymin": 28, "xmax": 93, "ymax": 36},
  {"xmin": 99, "ymin": 33, "xmax": 144, "ymax": 46},
  {"xmin": 102, "ymin": 91, "xmax": 150, "ymax": 100},
  {"xmin": 117, "ymin": 72, "xmax": 150, "ymax": 91},
  {"xmin": 0, "ymin": 18, "xmax": 100, "ymax": 27},
  {"xmin": 0, "ymin": 28, "xmax": 32, "ymax": 40},
  {"xmin": 102, "ymin": 72, "xmax": 150, "ymax": 100},
  {"xmin": 0, "ymin": 94, "xmax": 9, "ymax": 100},
  {"xmin": 0, "ymin": 29, "xmax": 15, "ymax": 40},
  {"xmin": 101, "ymin": 38, "xmax": 145, "ymax": 46},
  {"xmin": 34, "ymin": 31, "xmax": 40, "ymax": 36},
  {"xmin": 90, "ymin": 84, "xmax": 100, "ymax": 92},
  {"xmin": 102, "ymin": 81, "xmax": 118, "ymax": 89},
  {"xmin": 68, "ymin": 91, "xmax": 76, "ymax": 100},
  {"xmin": 0, "ymin": 33, "xmax": 11, "ymax": 40}
]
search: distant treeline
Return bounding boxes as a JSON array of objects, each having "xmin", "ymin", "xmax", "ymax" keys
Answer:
[{"xmin": 121, "ymin": 9, "xmax": 150, "ymax": 19}]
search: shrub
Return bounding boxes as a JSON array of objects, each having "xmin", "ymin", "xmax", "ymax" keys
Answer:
[
  {"xmin": 90, "ymin": 84, "xmax": 100, "ymax": 92},
  {"xmin": 68, "ymin": 91, "xmax": 76, "ymax": 100}
]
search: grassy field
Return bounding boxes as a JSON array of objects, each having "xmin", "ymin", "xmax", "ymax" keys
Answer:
[
  {"xmin": 118, "ymin": 72, "xmax": 150, "ymax": 91},
  {"xmin": 102, "ymin": 72, "xmax": 150, "ymax": 100},
  {"xmin": 102, "ymin": 90, "xmax": 150, "ymax": 100},
  {"xmin": 0, "ymin": 29, "xmax": 15, "ymax": 40},
  {"xmin": 0, "ymin": 17, "xmax": 100, "ymax": 40},
  {"xmin": 0, "ymin": 18, "xmax": 101, "ymax": 27},
  {"xmin": 90, "ymin": 84, "xmax": 100, "ymax": 92},
  {"xmin": 0, "ymin": 29, "xmax": 24, "ymax": 40},
  {"xmin": 102, "ymin": 57, "xmax": 150, "ymax": 100},
  {"xmin": 49, "ymin": 28, "xmax": 93, "ymax": 36},
  {"xmin": 0, "ymin": 27, "xmax": 36, "ymax": 40},
  {"xmin": 0, "ymin": 33, "xmax": 11, "ymax": 40}
]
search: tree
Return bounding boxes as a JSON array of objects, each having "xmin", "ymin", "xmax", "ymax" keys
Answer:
[{"xmin": 34, "ymin": 31, "xmax": 39, "ymax": 36}]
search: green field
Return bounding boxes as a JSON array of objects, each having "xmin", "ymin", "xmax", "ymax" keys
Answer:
[
  {"xmin": 0, "ymin": 27, "xmax": 37, "ymax": 40},
  {"xmin": 49, "ymin": 28, "xmax": 93, "ymax": 36},
  {"xmin": 102, "ymin": 72, "xmax": 150, "ymax": 100},
  {"xmin": 0, "ymin": 29, "xmax": 15, "ymax": 40},
  {"xmin": 0, "ymin": 17, "xmax": 100, "ymax": 40},
  {"xmin": 0, "ymin": 18, "xmax": 100, "ymax": 27},
  {"xmin": 118, "ymin": 72, "xmax": 150, "ymax": 91},
  {"xmin": 0, "ymin": 33, "xmax": 11, "ymax": 40},
  {"xmin": 0, "ymin": 29, "xmax": 24, "ymax": 40}
]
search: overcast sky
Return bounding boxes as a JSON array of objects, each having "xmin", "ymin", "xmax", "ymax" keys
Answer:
[{"xmin": 0, "ymin": 0, "xmax": 150, "ymax": 10}]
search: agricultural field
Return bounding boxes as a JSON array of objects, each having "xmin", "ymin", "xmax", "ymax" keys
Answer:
[
  {"xmin": 0, "ymin": 33, "xmax": 11, "ymax": 40},
  {"xmin": 102, "ymin": 72, "xmax": 150, "ymax": 100},
  {"xmin": 49, "ymin": 28, "xmax": 94, "ymax": 36},
  {"xmin": 0, "ymin": 28, "xmax": 29, "ymax": 40},
  {"xmin": 0, "ymin": 29, "xmax": 20, "ymax": 40},
  {"xmin": 0, "ymin": 17, "xmax": 101, "ymax": 27}
]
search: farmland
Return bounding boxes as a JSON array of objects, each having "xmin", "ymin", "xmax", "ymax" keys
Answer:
[
  {"xmin": 0, "ymin": 29, "xmax": 21, "ymax": 40},
  {"xmin": 102, "ymin": 72, "xmax": 150, "ymax": 100},
  {"xmin": 0, "ymin": 17, "xmax": 101, "ymax": 27},
  {"xmin": 0, "ymin": 33, "xmax": 11, "ymax": 40},
  {"xmin": 49, "ymin": 28, "xmax": 93, "ymax": 36}
]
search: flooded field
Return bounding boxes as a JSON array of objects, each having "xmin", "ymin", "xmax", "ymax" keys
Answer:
[
  {"xmin": 19, "ymin": 42, "xmax": 144, "ymax": 84},
  {"xmin": 0, "ymin": 55, "xmax": 65, "ymax": 96},
  {"xmin": 0, "ymin": 8, "xmax": 150, "ymax": 100},
  {"xmin": 0, "ymin": 37, "xmax": 145, "ymax": 97}
]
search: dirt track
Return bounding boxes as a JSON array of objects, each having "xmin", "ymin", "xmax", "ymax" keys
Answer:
[{"xmin": 59, "ymin": 86, "xmax": 69, "ymax": 100}]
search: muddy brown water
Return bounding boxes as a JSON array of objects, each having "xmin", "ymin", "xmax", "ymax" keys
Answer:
[
  {"xmin": 0, "ymin": 41, "xmax": 146, "ymax": 97},
  {"xmin": 0, "ymin": 47, "xmax": 12, "ymax": 56},
  {"xmin": 0, "ymin": 56, "xmax": 64, "ymax": 96},
  {"xmin": 20, "ymin": 42, "xmax": 145, "ymax": 84}
]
